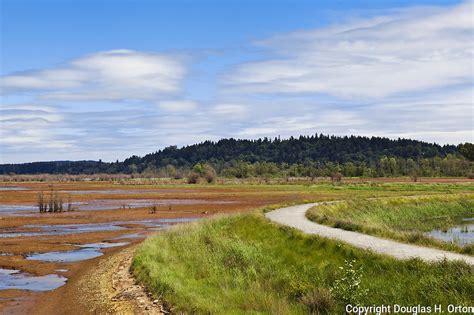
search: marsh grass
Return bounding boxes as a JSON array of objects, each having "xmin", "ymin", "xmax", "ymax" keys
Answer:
[
  {"xmin": 307, "ymin": 195, "xmax": 474, "ymax": 254},
  {"xmin": 132, "ymin": 213, "xmax": 473, "ymax": 314}
]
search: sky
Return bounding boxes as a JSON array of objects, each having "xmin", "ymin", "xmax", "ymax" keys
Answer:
[{"xmin": 0, "ymin": 0, "xmax": 473, "ymax": 163}]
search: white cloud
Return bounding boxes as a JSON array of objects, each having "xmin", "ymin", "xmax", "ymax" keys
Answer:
[
  {"xmin": 1, "ymin": 2, "xmax": 473, "ymax": 163},
  {"xmin": 1, "ymin": 109, "xmax": 63, "ymax": 123},
  {"xmin": 227, "ymin": 1, "xmax": 473, "ymax": 99},
  {"xmin": 0, "ymin": 50, "xmax": 186, "ymax": 101},
  {"xmin": 0, "ymin": 107, "xmax": 76, "ymax": 152},
  {"xmin": 159, "ymin": 100, "xmax": 197, "ymax": 112},
  {"xmin": 212, "ymin": 104, "xmax": 247, "ymax": 116}
]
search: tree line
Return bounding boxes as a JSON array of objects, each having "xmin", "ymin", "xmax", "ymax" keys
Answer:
[{"xmin": 1, "ymin": 135, "xmax": 472, "ymax": 178}]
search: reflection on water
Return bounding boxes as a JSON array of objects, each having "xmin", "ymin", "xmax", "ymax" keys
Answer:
[
  {"xmin": 109, "ymin": 232, "xmax": 145, "ymax": 240},
  {"xmin": 26, "ymin": 242, "xmax": 129, "ymax": 262},
  {"xmin": 64, "ymin": 189, "xmax": 197, "ymax": 195},
  {"xmin": 0, "ymin": 217, "xmax": 198, "ymax": 238},
  {"xmin": 0, "ymin": 223, "xmax": 127, "ymax": 238},
  {"xmin": 0, "ymin": 205, "xmax": 37, "ymax": 215},
  {"xmin": 0, "ymin": 268, "xmax": 66, "ymax": 291},
  {"xmin": 0, "ymin": 198, "xmax": 233, "ymax": 214},
  {"xmin": 426, "ymin": 219, "xmax": 473, "ymax": 246},
  {"xmin": 0, "ymin": 187, "xmax": 30, "ymax": 191}
]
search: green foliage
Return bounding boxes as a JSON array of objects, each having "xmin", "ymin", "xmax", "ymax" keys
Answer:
[
  {"xmin": 300, "ymin": 288, "xmax": 335, "ymax": 314},
  {"xmin": 2, "ymin": 135, "xmax": 471, "ymax": 177},
  {"xmin": 458, "ymin": 142, "xmax": 474, "ymax": 161},
  {"xmin": 188, "ymin": 163, "xmax": 216, "ymax": 183},
  {"xmin": 331, "ymin": 259, "xmax": 368, "ymax": 305},
  {"xmin": 186, "ymin": 171, "xmax": 200, "ymax": 184},
  {"xmin": 307, "ymin": 195, "xmax": 474, "ymax": 253},
  {"xmin": 132, "ymin": 214, "xmax": 473, "ymax": 314}
]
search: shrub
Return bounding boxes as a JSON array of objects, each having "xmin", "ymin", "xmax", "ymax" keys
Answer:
[
  {"xmin": 187, "ymin": 171, "xmax": 200, "ymax": 184},
  {"xmin": 189, "ymin": 163, "xmax": 217, "ymax": 183},
  {"xmin": 331, "ymin": 259, "xmax": 368, "ymax": 305},
  {"xmin": 204, "ymin": 169, "xmax": 216, "ymax": 183},
  {"xmin": 330, "ymin": 172, "xmax": 343, "ymax": 183},
  {"xmin": 300, "ymin": 288, "xmax": 335, "ymax": 314}
]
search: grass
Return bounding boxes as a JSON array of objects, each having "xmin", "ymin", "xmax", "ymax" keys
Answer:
[
  {"xmin": 306, "ymin": 194, "xmax": 474, "ymax": 254},
  {"xmin": 132, "ymin": 213, "xmax": 473, "ymax": 314}
]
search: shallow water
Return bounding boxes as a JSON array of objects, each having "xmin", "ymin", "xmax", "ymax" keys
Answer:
[
  {"xmin": 0, "ymin": 198, "xmax": 232, "ymax": 214},
  {"xmin": 0, "ymin": 187, "xmax": 30, "ymax": 191},
  {"xmin": 0, "ymin": 216, "xmax": 197, "ymax": 294},
  {"xmin": 70, "ymin": 199, "xmax": 233, "ymax": 211},
  {"xmin": 109, "ymin": 232, "xmax": 145, "ymax": 240},
  {"xmin": 426, "ymin": 220, "xmax": 474, "ymax": 246},
  {"xmin": 0, "ymin": 217, "xmax": 197, "ymax": 238},
  {"xmin": 0, "ymin": 205, "xmax": 37, "ymax": 215},
  {"xmin": 64, "ymin": 189, "xmax": 195, "ymax": 195},
  {"xmin": 26, "ymin": 242, "xmax": 129, "ymax": 262},
  {"xmin": 0, "ymin": 222, "xmax": 127, "ymax": 238},
  {"xmin": 0, "ymin": 268, "xmax": 66, "ymax": 291},
  {"xmin": 77, "ymin": 242, "xmax": 129, "ymax": 249},
  {"xmin": 126, "ymin": 217, "xmax": 197, "ymax": 225}
]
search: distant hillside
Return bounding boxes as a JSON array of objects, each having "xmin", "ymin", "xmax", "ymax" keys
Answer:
[{"xmin": 1, "ymin": 134, "xmax": 467, "ymax": 177}]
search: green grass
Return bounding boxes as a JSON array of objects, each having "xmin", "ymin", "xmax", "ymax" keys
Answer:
[
  {"xmin": 307, "ymin": 195, "xmax": 474, "ymax": 254},
  {"xmin": 132, "ymin": 213, "xmax": 473, "ymax": 314}
]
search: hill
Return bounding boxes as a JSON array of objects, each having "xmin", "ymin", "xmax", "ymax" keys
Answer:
[{"xmin": 0, "ymin": 135, "xmax": 470, "ymax": 177}]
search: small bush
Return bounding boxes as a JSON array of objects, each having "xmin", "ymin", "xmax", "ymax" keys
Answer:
[
  {"xmin": 187, "ymin": 171, "xmax": 200, "ymax": 184},
  {"xmin": 461, "ymin": 244, "xmax": 474, "ymax": 255},
  {"xmin": 331, "ymin": 259, "xmax": 368, "ymax": 305},
  {"xmin": 187, "ymin": 163, "xmax": 217, "ymax": 183},
  {"xmin": 204, "ymin": 169, "xmax": 216, "ymax": 183},
  {"xmin": 300, "ymin": 288, "xmax": 335, "ymax": 314},
  {"xmin": 330, "ymin": 172, "xmax": 343, "ymax": 183},
  {"xmin": 407, "ymin": 232, "xmax": 424, "ymax": 243}
]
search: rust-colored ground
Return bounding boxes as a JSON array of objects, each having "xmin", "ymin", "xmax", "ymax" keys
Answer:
[{"xmin": 0, "ymin": 181, "xmax": 324, "ymax": 314}]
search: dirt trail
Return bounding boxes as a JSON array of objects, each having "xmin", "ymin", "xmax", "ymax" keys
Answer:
[
  {"xmin": 266, "ymin": 203, "xmax": 474, "ymax": 265},
  {"xmin": 75, "ymin": 246, "xmax": 164, "ymax": 314}
]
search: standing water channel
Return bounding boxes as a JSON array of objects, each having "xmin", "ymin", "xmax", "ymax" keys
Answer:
[
  {"xmin": 0, "ymin": 186, "xmax": 205, "ymax": 294},
  {"xmin": 426, "ymin": 218, "xmax": 474, "ymax": 246},
  {"xmin": 0, "ymin": 218, "xmax": 199, "ymax": 291}
]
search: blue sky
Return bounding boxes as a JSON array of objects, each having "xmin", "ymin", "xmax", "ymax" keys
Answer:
[{"xmin": 0, "ymin": 0, "xmax": 472, "ymax": 163}]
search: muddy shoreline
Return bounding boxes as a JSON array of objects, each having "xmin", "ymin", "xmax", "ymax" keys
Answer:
[{"xmin": 0, "ymin": 182, "xmax": 304, "ymax": 314}]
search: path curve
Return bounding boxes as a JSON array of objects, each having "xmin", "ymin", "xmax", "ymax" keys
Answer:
[{"xmin": 265, "ymin": 203, "xmax": 474, "ymax": 265}]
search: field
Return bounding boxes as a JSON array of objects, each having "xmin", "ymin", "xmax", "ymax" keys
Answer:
[
  {"xmin": 0, "ymin": 178, "xmax": 472, "ymax": 313},
  {"xmin": 306, "ymin": 195, "xmax": 474, "ymax": 254},
  {"xmin": 133, "ymin": 213, "xmax": 473, "ymax": 314}
]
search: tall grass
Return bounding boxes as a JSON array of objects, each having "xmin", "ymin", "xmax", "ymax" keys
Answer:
[
  {"xmin": 132, "ymin": 214, "xmax": 473, "ymax": 314},
  {"xmin": 307, "ymin": 195, "xmax": 474, "ymax": 254}
]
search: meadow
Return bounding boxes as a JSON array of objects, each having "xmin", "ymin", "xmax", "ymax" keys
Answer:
[
  {"xmin": 306, "ymin": 194, "xmax": 474, "ymax": 254},
  {"xmin": 132, "ymin": 213, "xmax": 473, "ymax": 314}
]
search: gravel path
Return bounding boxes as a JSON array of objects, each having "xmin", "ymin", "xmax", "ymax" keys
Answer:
[{"xmin": 266, "ymin": 203, "xmax": 474, "ymax": 265}]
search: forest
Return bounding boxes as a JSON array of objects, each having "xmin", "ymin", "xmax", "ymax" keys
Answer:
[{"xmin": 1, "ymin": 135, "xmax": 472, "ymax": 178}]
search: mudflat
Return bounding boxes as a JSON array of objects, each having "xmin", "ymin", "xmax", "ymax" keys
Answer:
[{"xmin": 0, "ymin": 181, "xmax": 314, "ymax": 314}]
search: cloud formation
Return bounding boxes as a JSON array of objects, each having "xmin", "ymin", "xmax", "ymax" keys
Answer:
[
  {"xmin": 159, "ymin": 100, "xmax": 198, "ymax": 112},
  {"xmin": 1, "ymin": 1, "xmax": 472, "ymax": 163},
  {"xmin": 1, "ymin": 50, "xmax": 186, "ymax": 101},
  {"xmin": 227, "ymin": 1, "xmax": 473, "ymax": 99}
]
